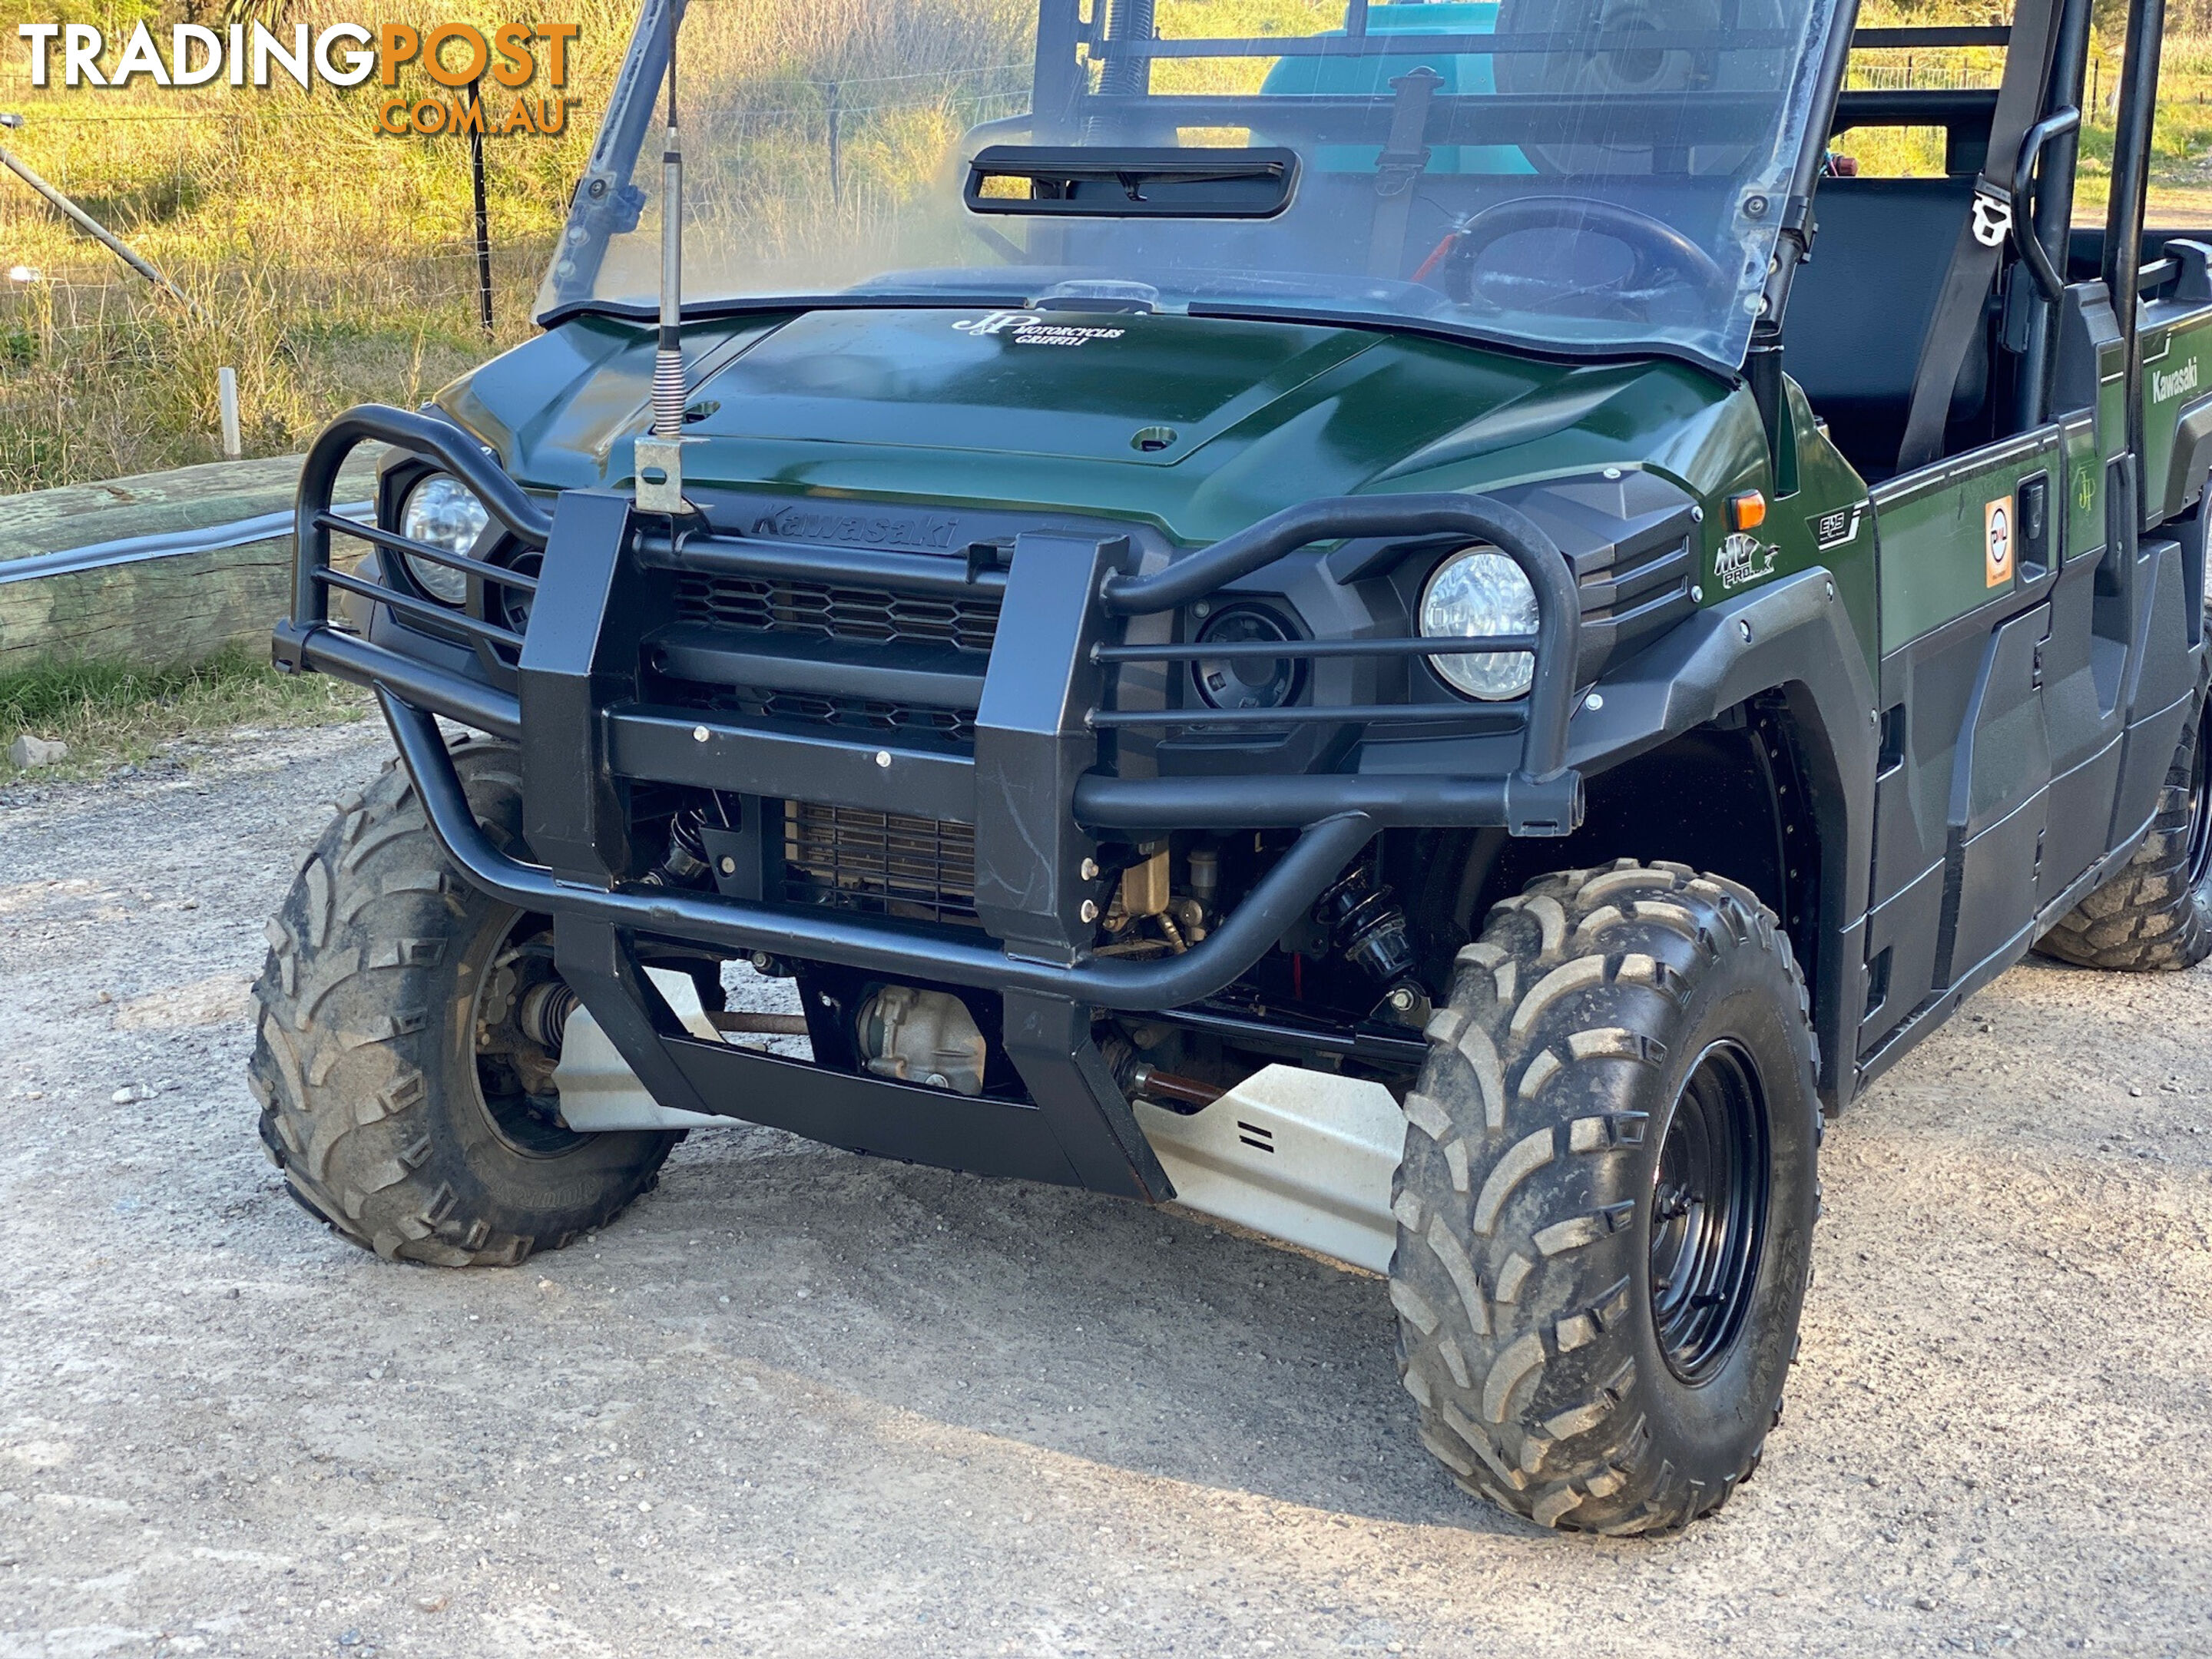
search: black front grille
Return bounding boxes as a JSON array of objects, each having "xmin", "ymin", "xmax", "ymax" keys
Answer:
[
  {"xmin": 676, "ymin": 575, "xmax": 1000, "ymax": 654},
  {"xmin": 783, "ymin": 803, "xmax": 979, "ymax": 926},
  {"xmin": 670, "ymin": 687, "xmax": 978, "ymax": 746},
  {"xmin": 758, "ymin": 691, "xmax": 978, "ymax": 743}
]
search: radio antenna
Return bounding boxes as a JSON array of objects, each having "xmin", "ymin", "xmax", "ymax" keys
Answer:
[
  {"xmin": 652, "ymin": 9, "xmax": 684, "ymax": 439},
  {"xmin": 636, "ymin": 0, "xmax": 694, "ymax": 512}
]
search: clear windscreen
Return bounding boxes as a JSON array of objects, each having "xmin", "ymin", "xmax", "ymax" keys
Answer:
[{"xmin": 540, "ymin": 0, "xmax": 1844, "ymax": 373}]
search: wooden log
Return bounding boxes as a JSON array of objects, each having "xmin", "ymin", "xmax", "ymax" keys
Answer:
[{"xmin": 0, "ymin": 452, "xmax": 379, "ymax": 674}]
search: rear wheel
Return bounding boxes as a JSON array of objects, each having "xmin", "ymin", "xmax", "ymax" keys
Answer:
[
  {"xmin": 1390, "ymin": 860, "xmax": 1820, "ymax": 1534},
  {"xmin": 2038, "ymin": 697, "xmax": 2212, "ymax": 971},
  {"xmin": 249, "ymin": 740, "xmax": 678, "ymax": 1267}
]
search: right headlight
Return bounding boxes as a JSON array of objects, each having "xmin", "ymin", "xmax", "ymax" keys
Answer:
[
  {"xmin": 1419, "ymin": 547, "xmax": 1540, "ymax": 701},
  {"xmin": 396, "ymin": 472, "xmax": 490, "ymax": 606}
]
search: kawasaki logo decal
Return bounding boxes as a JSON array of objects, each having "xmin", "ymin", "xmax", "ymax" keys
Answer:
[
  {"xmin": 2152, "ymin": 358, "xmax": 2200, "ymax": 403},
  {"xmin": 752, "ymin": 508, "xmax": 962, "ymax": 551}
]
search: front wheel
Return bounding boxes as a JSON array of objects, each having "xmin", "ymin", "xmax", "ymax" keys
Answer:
[
  {"xmin": 249, "ymin": 740, "xmax": 679, "ymax": 1267},
  {"xmin": 1390, "ymin": 861, "xmax": 1820, "ymax": 1534}
]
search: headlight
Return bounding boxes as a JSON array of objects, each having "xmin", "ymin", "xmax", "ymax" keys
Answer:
[
  {"xmin": 1420, "ymin": 548, "xmax": 1540, "ymax": 701},
  {"xmin": 397, "ymin": 473, "xmax": 490, "ymax": 606}
]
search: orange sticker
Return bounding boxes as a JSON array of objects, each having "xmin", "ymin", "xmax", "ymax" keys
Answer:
[{"xmin": 1985, "ymin": 493, "xmax": 2015, "ymax": 588}]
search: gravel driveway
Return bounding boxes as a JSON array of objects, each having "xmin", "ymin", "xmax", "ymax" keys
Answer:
[{"xmin": 2, "ymin": 722, "xmax": 2207, "ymax": 1659}]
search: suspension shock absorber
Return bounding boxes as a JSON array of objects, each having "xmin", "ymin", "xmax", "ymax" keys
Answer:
[
  {"xmin": 1319, "ymin": 865, "xmax": 1428, "ymax": 1025},
  {"xmin": 644, "ymin": 810, "xmax": 712, "ymax": 889}
]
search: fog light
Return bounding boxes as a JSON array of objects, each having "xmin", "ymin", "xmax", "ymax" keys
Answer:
[{"xmin": 1194, "ymin": 605, "xmax": 1300, "ymax": 711}]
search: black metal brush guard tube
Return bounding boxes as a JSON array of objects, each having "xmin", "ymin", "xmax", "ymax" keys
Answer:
[
  {"xmin": 275, "ymin": 402, "xmax": 1593, "ymax": 1201},
  {"xmin": 380, "ymin": 686, "xmax": 1378, "ymax": 1011}
]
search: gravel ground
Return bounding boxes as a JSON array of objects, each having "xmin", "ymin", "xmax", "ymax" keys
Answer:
[{"xmin": 1, "ymin": 722, "xmax": 2208, "ymax": 1659}]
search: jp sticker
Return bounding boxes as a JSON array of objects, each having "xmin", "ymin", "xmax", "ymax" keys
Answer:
[
  {"xmin": 1715, "ymin": 531, "xmax": 1778, "ymax": 591},
  {"xmin": 1985, "ymin": 492, "xmax": 2015, "ymax": 588}
]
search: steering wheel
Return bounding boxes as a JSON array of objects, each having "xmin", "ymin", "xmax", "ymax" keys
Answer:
[{"xmin": 1439, "ymin": 197, "xmax": 1732, "ymax": 323}]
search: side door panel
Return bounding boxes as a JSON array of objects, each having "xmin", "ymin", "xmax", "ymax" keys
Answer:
[
  {"xmin": 1858, "ymin": 431, "xmax": 2060, "ymax": 1058},
  {"xmin": 2041, "ymin": 399, "xmax": 2126, "ymax": 908},
  {"xmin": 1942, "ymin": 606, "xmax": 2052, "ymax": 979},
  {"xmin": 2038, "ymin": 549, "xmax": 2124, "ymax": 910}
]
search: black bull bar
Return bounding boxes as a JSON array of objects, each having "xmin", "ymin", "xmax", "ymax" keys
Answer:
[{"xmin": 276, "ymin": 405, "xmax": 1586, "ymax": 1200}]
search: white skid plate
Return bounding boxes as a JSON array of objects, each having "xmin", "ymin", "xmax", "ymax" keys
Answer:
[
  {"xmin": 556, "ymin": 985, "xmax": 1409, "ymax": 1272},
  {"xmin": 551, "ymin": 969, "xmax": 733, "ymax": 1132},
  {"xmin": 1134, "ymin": 1065, "xmax": 1406, "ymax": 1274}
]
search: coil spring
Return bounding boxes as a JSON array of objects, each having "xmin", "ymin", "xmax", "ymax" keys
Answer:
[{"xmin": 651, "ymin": 347, "xmax": 687, "ymax": 439}]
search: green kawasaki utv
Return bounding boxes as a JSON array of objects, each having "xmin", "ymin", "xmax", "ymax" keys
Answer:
[{"xmin": 257, "ymin": 0, "xmax": 2212, "ymax": 1533}]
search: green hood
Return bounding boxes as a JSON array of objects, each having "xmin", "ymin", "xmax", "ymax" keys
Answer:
[{"xmin": 444, "ymin": 306, "xmax": 1747, "ymax": 547}]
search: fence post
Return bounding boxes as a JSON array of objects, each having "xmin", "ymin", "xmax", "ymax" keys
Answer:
[
  {"xmin": 217, "ymin": 367, "xmax": 241, "ymax": 459},
  {"xmin": 826, "ymin": 81, "xmax": 843, "ymax": 207}
]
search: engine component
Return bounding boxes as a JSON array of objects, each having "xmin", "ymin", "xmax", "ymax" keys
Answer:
[
  {"xmin": 1128, "ymin": 1062, "xmax": 1226, "ymax": 1113},
  {"xmin": 516, "ymin": 981, "xmax": 580, "ymax": 1051},
  {"xmin": 1120, "ymin": 847, "xmax": 1170, "ymax": 917},
  {"xmin": 707, "ymin": 1010, "xmax": 813, "ymax": 1036},
  {"xmin": 1320, "ymin": 866, "xmax": 1418, "ymax": 987},
  {"xmin": 856, "ymin": 985, "xmax": 988, "ymax": 1096},
  {"xmin": 1185, "ymin": 844, "xmax": 1220, "ymax": 921}
]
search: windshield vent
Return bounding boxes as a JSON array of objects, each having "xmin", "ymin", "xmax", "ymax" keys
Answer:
[{"xmin": 674, "ymin": 574, "xmax": 1000, "ymax": 655}]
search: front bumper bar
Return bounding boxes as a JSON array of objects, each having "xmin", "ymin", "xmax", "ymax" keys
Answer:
[
  {"xmin": 382, "ymin": 687, "xmax": 1381, "ymax": 1012},
  {"xmin": 279, "ymin": 404, "xmax": 1590, "ymax": 1203}
]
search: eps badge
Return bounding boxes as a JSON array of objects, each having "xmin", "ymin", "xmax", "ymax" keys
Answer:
[{"xmin": 1985, "ymin": 491, "xmax": 2016, "ymax": 588}]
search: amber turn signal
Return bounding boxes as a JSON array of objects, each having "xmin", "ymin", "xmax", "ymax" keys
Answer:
[{"xmin": 1729, "ymin": 490, "xmax": 1767, "ymax": 531}]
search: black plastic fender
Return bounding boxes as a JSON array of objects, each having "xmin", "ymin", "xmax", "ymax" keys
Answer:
[{"xmin": 1565, "ymin": 569, "xmax": 1879, "ymax": 1110}]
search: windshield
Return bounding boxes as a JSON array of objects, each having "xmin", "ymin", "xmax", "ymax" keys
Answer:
[{"xmin": 540, "ymin": 0, "xmax": 1846, "ymax": 373}]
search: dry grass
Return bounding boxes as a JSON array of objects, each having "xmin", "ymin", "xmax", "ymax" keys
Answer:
[
  {"xmin": 0, "ymin": 0, "xmax": 1039, "ymax": 492},
  {"xmin": 4, "ymin": 0, "xmax": 2210, "ymax": 498},
  {"xmin": 0, "ymin": 0, "xmax": 641, "ymax": 492},
  {"xmin": 0, "ymin": 647, "xmax": 371, "ymax": 782}
]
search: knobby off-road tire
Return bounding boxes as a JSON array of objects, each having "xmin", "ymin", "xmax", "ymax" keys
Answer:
[
  {"xmin": 250, "ymin": 740, "xmax": 678, "ymax": 1267},
  {"xmin": 1390, "ymin": 861, "xmax": 1821, "ymax": 1534},
  {"xmin": 2038, "ymin": 697, "xmax": 2212, "ymax": 970}
]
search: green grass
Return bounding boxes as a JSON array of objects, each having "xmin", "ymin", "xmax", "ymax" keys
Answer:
[{"xmin": 0, "ymin": 648, "xmax": 371, "ymax": 782}]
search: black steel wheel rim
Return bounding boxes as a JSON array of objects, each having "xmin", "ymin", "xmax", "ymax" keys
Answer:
[
  {"xmin": 2186, "ymin": 714, "xmax": 2212, "ymax": 893},
  {"xmin": 471, "ymin": 911, "xmax": 586, "ymax": 1157},
  {"xmin": 1649, "ymin": 1038, "xmax": 1771, "ymax": 1384}
]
